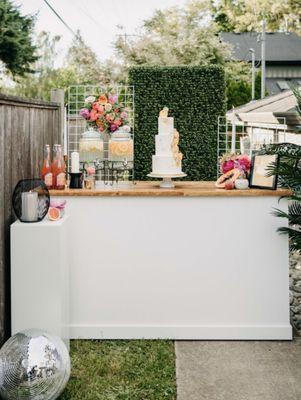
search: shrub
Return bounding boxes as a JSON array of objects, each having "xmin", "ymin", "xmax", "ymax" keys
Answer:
[{"xmin": 128, "ymin": 65, "xmax": 226, "ymax": 181}]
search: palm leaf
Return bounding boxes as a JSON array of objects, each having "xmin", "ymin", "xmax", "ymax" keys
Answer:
[{"xmin": 277, "ymin": 226, "xmax": 301, "ymax": 253}]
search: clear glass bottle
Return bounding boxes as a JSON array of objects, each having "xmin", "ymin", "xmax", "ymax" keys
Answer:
[
  {"xmin": 108, "ymin": 129, "xmax": 133, "ymax": 163},
  {"xmin": 79, "ymin": 127, "xmax": 104, "ymax": 163}
]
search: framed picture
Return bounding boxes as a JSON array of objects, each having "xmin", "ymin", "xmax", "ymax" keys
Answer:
[{"xmin": 249, "ymin": 154, "xmax": 279, "ymax": 190}]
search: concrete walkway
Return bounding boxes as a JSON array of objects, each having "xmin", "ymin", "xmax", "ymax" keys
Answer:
[{"xmin": 176, "ymin": 340, "xmax": 301, "ymax": 400}]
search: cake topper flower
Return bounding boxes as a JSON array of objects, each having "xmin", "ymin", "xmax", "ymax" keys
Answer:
[{"xmin": 159, "ymin": 107, "xmax": 169, "ymax": 117}]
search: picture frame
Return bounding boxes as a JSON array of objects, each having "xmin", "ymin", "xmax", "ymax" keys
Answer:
[{"xmin": 249, "ymin": 154, "xmax": 279, "ymax": 190}]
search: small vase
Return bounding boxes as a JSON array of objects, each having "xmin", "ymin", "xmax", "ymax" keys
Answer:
[{"xmin": 235, "ymin": 178, "xmax": 249, "ymax": 190}]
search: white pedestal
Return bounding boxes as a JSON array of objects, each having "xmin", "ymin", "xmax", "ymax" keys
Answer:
[{"xmin": 11, "ymin": 216, "xmax": 69, "ymax": 349}]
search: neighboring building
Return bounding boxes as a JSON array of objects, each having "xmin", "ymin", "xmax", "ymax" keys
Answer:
[
  {"xmin": 221, "ymin": 90, "xmax": 301, "ymax": 156},
  {"xmin": 226, "ymin": 89, "xmax": 300, "ymax": 132},
  {"xmin": 220, "ymin": 32, "xmax": 301, "ymax": 96}
]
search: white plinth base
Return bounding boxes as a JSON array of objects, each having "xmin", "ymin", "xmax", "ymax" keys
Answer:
[
  {"xmin": 11, "ymin": 217, "xmax": 70, "ymax": 349},
  {"xmin": 53, "ymin": 195, "xmax": 292, "ymax": 340},
  {"xmin": 69, "ymin": 325, "xmax": 291, "ymax": 340}
]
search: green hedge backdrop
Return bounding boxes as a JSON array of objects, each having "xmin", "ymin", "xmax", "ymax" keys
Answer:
[{"xmin": 128, "ymin": 66, "xmax": 226, "ymax": 181}]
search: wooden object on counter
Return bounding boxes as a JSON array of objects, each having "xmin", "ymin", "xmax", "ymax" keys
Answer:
[{"xmin": 50, "ymin": 181, "xmax": 292, "ymax": 197}]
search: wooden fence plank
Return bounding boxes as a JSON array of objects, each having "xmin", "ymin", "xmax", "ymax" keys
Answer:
[{"xmin": 0, "ymin": 93, "xmax": 62, "ymax": 344}]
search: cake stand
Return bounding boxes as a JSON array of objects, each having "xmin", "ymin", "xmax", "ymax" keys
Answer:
[{"xmin": 147, "ymin": 172, "xmax": 187, "ymax": 188}]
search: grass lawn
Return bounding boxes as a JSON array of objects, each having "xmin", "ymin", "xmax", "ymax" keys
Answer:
[{"xmin": 59, "ymin": 340, "xmax": 177, "ymax": 400}]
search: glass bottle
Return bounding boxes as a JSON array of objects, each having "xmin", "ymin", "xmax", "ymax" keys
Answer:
[
  {"xmin": 52, "ymin": 144, "xmax": 66, "ymax": 190},
  {"xmin": 41, "ymin": 144, "xmax": 53, "ymax": 189}
]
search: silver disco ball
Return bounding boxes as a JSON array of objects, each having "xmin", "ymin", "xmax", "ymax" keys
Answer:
[{"xmin": 0, "ymin": 329, "xmax": 70, "ymax": 400}]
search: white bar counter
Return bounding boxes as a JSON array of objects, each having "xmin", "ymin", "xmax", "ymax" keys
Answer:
[{"xmin": 50, "ymin": 181, "xmax": 292, "ymax": 340}]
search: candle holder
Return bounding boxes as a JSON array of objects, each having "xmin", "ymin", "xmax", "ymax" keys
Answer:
[
  {"xmin": 69, "ymin": 172, "xmax": 83, "ymax": 189},
  {"xmin": 12, "ymin": 179, "xmax": 50, "ymax": 223}
]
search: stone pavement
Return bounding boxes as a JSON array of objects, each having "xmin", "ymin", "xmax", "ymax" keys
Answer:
[{"xmin": 176, "ymin": 340, "xmax": 301, "ymax": 400}]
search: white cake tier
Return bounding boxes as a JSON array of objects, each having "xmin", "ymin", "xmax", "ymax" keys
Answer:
[
  {"xmin": 152, "ymin": 155, "xmax": 182, "ymax": 175},
  {"xmin": 155, "ymin": 134, "xmax": 173, "ymax": 156},
  {"xmin": 158, "ymin": 117, "xmax": 174, "ymax": 135}
]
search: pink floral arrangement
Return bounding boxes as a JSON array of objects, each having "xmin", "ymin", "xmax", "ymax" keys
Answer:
[
  {"xmin": 79, "ymin": 93, "xmax": 130, "ymax": 134},
  {"xmin": 220, "ymin": 153, "xmax": 251, "ymax": 174}
]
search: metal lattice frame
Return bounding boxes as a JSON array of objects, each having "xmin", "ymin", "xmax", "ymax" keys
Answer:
[
  {"xmin": 67, "ymin": 85, "xmax": 134, "ymax": 174},
  {"xmin": 217, "ymin": 115, "xmax": 287, "ymax": 177}
]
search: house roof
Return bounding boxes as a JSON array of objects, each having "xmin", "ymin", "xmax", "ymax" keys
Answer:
[
  {"xmin": 220, "ymin": 32, "xmax": 301, "ymax": 63},
  {"xmin": 227, "ymin": 90, "xmax": 297, "ymax": 114},
  {"xmin": 226, "ymin": 90, "xmax": 300, "ymax": 131}
]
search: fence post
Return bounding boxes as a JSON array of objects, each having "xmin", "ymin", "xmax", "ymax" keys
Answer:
[{"xmin": 51, "ymin": 89, "xmax": 65, "ymax": 151}]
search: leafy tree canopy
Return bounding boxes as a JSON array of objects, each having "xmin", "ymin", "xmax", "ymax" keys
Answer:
[
  {"xmin": 212, "ymin": 0, "xmax": 301, "ymax": 34},
  {"xmin": 0, "ymin": 0, "xmax": 37, "ymax": 76},
  {"xmin": 5, "ymin": 31, "xmax": 121, "ymax": 101},
  {"xmin": 114, "ymin": 0, "xmax": 231, "ymax": 67}
]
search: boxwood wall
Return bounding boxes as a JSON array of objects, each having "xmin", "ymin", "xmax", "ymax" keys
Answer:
[{"xmin": 128, "ymin": 66, "xmax": 226, "ymax": 181}]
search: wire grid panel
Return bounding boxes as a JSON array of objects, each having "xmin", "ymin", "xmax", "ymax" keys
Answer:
[
  {"xmin": 217, "ymin": 116, "xmax": 287, "ymax": 177},
  {"xmin": 217, "ymin": 116, "xmax": 246, "ymax": 176},
  {"xmin": 67, "ymin": 85, "xmax": 134, "ymax": 171}
]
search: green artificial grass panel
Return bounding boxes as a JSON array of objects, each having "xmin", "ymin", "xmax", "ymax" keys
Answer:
[
  {"xmin": 59, "ymin": 340, "xmax": 176, "ymax": 400},
  {"xmin": 128, "ymin": 65, "xmax": 226, "ymax": 181}
]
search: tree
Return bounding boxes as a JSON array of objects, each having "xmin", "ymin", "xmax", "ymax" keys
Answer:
[
  {"xmin": 212, "ymin": 0, "xmax": 301, "ymax": 34},
  {"xmin": 114, "ymin": 1, "xmax": 231, "ymax": 67},
  {"xmin": 113, "ymin": 0, "xmax": 258, "ymax": 108},
  {"xmin": 225, "ymin": 62, "xmax": 262, "ymax": 108},
  {"xmin": 5, "ymin": 31, "xmax": 114, "ymax": 101},
  {"xmin": 0, "ymin": 0, "xmax": 37, "ymax": 76}
]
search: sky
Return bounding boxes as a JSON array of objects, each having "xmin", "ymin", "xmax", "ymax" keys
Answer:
[{"xmin": 18, "ymin": 0, "xmax": 188, "ymax": 63}]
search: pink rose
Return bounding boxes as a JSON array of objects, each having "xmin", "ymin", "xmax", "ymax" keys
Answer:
[
  {"xmin": 108, "ymin": 94, "xmax": 118, "ymax": 104},
  {"xmin": 96, "ymin": 104, "xmax": 104, "ymax": 113},
  {"xmin": 90, "ymin": 109, "xmax": 98, "ymax": 121},
  {"xmin": 110, "ymin": 123, "xmax": 118, "ymax": 132},
  {"xmin": 86, "ymin": 166, "xmax": 95, "ymax": 175},
  {"xmin": 114, "ymin": 118, "xmax": 122, "ymax": 126},
  {"xmin": 237, "ymin": 155, "xmax": 251, "ymax": 171},
  {"xmin": 120, "ymin": 111, "xmax": 128, "ymax": 119},
  {"xmin": 222, "ymin": 160, "xmax": 235, "ymax": 173}
]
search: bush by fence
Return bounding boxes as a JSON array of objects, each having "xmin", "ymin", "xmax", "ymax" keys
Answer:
[{"xmin": 129, "ymin": 65, "xmax": 226, "ymax": 181}]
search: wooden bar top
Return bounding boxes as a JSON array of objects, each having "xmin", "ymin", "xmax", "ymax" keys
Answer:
[{"xmin": 50, "ymin": 181, "xmax": 292, "ymax": 197}]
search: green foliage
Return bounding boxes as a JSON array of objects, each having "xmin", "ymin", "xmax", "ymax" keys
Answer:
[
  {"xmin": 0, "ymin": 0, "xmax": 37, "ymax": 76},
  {"xmin": 262, "ymin": 143, "xmax": 301, "ymax": 253},
  {"xmin": 129, "ymin": 65, "xmax": 225, "ymax": 181},
  {"xmin": 226, "ymin": 64, "xmax": 262, "ymax": 109},
  {"xmin": 211, "ymin": 0, "xmax": 301, "ymax": 34},
  {"xmin": 291, "ymin": 85, "xmax": 301, "ymax": 120},
  {"xmin": 3, "ymin": 32, "xmax": 115, "ymax": 101},
  {"xmin": 115, "ymin": 1, "xmax": 231, "ymax": 68},
  {"xmin": 60, "ymin": 340, "xmax": 176, "ymax": 400}
]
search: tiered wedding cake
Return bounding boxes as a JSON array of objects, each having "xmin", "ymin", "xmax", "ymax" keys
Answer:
[{"xmin": 151, "ymin": 107, "xmax": 183, "ymax": 175}]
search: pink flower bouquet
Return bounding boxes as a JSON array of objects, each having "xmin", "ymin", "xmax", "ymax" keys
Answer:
[
  {"xmin": 220, "ymin": 153, "xmax": 251, "ymax": 175},
  {"xmin": 79, "ymin": 93, "xmax": 130, "ymax": 134}
]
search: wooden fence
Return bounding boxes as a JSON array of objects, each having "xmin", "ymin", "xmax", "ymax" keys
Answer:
[{"xmin": 0, "ymin": 93, "xmax": 63, "ymax": 345}]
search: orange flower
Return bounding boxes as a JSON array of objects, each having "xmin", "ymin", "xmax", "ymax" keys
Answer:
[{"xmin": 98, "ymin": 95, "xmax": 108, "ymax": 105}]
